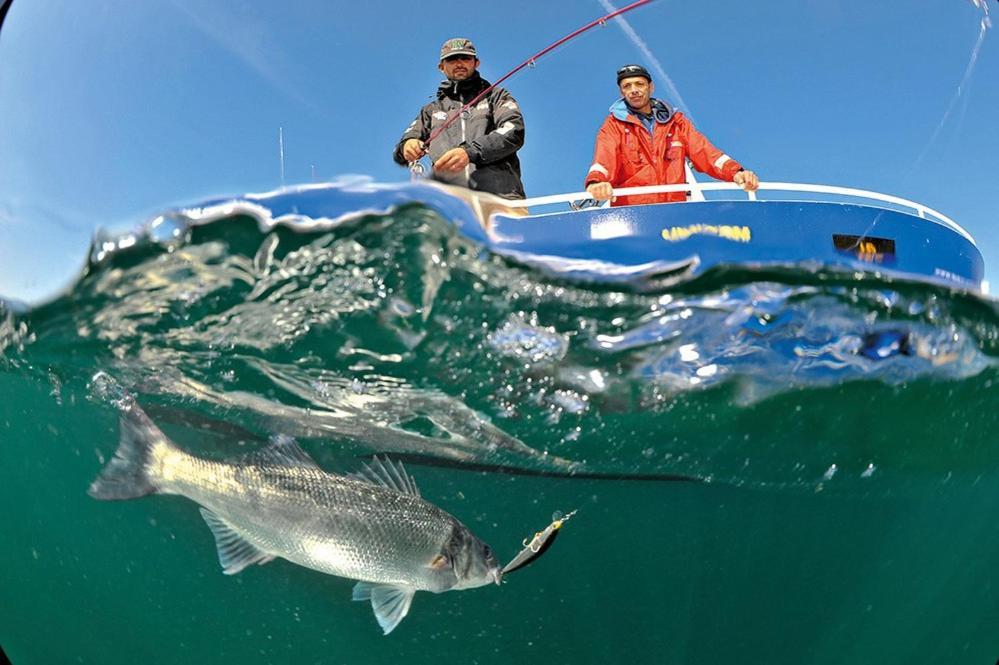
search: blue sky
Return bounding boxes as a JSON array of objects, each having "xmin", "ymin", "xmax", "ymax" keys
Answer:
[{"xmin": 1, "ymin": 0, "xmax": 996, "ymax": 303}]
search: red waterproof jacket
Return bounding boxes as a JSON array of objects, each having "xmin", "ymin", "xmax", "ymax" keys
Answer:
[{"xmin": 585, "ymin": 99, "xmax": 743, "ymax": 207}]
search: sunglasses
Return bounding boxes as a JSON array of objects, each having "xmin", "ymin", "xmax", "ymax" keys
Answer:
[
  {"xmin": 443, "ymin": 54, "xmax": 475, "ymax": 63},
  {"xmin": 617, "ymin": 66, "xmax": 647, "ymax": 77}
]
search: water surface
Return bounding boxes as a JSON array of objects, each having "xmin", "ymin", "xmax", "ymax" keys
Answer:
[{"xmin": 2, "ymin": 183, "xmax": 997, "ymax": 663}]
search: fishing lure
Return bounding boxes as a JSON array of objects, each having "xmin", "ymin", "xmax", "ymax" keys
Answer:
[{"xmin": 501, "ymin": 509, "xmax": 577, "ymax": 576}]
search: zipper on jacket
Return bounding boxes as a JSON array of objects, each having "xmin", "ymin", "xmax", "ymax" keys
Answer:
[{"xmin": 458, "ymin": 85, "xmax": 470, "ymax": 181}]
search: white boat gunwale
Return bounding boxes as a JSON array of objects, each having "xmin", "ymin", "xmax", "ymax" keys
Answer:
[{"xmin": 503, "ymin": 182, "xmax": 975, "ymax": 247}]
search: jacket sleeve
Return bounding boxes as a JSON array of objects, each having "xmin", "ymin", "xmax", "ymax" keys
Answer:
[
  {"xmin": 463, "ymin": 88, "xmax": 525, "ymax": 165},
  {"xmin": 585, "ymin": 117, "xmax": 619, "ymax": 187},
  {"xmin": 392, "ymin": 106, "xmax": 432, "ymax": 165},
  {"xmin": 680, "ymin": 116, "xmax": 743, "ymax": 181}
]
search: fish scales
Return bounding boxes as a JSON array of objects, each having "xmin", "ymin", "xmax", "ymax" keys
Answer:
[{"xmin": 158, "ymin": 449, "xmax": 457, "ymax": 586}]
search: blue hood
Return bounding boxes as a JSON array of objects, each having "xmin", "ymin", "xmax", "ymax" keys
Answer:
[{"xmin": 610, "ymin": 98, "xmax": 674, "ymax": 123}]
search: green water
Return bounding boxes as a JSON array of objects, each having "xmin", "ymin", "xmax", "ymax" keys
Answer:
[{"xmin": 2, "ymin": 205, "xmax": 998, "ymax": 663}]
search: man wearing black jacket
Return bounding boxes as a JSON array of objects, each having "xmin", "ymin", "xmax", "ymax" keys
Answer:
[{"xmin": 393, "ymin": 38, "xmax": 526, "ymax": 199}]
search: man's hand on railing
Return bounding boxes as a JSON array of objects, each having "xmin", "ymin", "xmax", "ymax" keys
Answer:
[
  {"xmin": 586, "ymin": 182, "xmax": 615, "ymax": 202},
  {"xmin": 502, "ymin": 183, "xmax": 968, "ymax": 242},
  {"xmin": 734, "ymin": 170, "xmax": 760, "ymax": 192}
]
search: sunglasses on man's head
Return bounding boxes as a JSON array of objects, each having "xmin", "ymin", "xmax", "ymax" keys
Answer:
[
  {"xmin": 617, "ymin": 66, "xmax": 645, "ymax": 77},
  {"xmin": 443, "ymin": 54, "xmax": 475, "ymax": 62}
]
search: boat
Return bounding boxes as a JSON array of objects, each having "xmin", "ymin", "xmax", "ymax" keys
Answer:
[
  {"xmin": 455, "ymin": 181, "xmax": 986, "ymax": 292},
  {"xmin": 153, "ymin": 179, "xmax": 985, "ymax": 294}
]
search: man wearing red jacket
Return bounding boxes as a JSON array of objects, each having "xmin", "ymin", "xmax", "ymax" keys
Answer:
[{"xmin": 585, "ymin": 64, "xmax": 759, "ymax": 207}]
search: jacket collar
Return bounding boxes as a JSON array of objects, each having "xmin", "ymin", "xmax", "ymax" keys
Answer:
[
  {"xmin": 438, "ymin": 71, "xmax": 490, "ymax": 100},
  {"xmin": 610, "ymin": 97, "xmax": 674, "ymax": 124}
]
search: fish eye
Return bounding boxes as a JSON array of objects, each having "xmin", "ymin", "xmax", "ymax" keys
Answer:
[{"xmin": 483, "ymin": 545, "xmax": 493, "ymax": 558}]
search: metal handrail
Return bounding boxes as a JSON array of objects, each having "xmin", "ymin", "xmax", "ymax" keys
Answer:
[{"xmin": 502, "ymin": 182, "xmax": 976, "ymax": 246}]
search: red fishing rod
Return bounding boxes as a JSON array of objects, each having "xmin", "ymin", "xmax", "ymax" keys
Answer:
[{"xmin": 417, "ymin": 0, "xmax": 655, "ymax": 159}]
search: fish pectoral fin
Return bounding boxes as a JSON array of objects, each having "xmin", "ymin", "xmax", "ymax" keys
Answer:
[
  {"xmin": 352, "ymin": 582, "xmax": 416, "ymax": 635},
  {"xmin": 200, "ymin": 508, "xmax": 275, "ymax": 575},
  {"xmin": 427, "ymin": 553, "xmax": 451, "ymax": 571},
  {"xmin": 349, "ymin": 456, "xmax": 421, "ymax": 497}
]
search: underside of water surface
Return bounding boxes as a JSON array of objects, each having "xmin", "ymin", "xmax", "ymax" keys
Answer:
[{"xmin": 2, "ymin": 184, "xmax": 998, "ymax": 664}]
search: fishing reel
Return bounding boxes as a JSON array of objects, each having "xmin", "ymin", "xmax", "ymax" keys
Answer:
[
  {"xmin": 569, "ymin": 198, "xmax": 603, "ymax": 211},
  {"xmin": 408, "ymin": 160, "xmax": 427, "ymax": 179}
]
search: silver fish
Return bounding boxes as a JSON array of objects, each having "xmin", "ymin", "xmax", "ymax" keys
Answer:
[{"xmin": 88, "ymin": 402, "xmax": 502, "ymax": 634}]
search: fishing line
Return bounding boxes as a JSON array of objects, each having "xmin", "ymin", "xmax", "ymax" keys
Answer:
[
  {"xmin": 850, "ymin": 2, "xmax": 993, "ymax": 251},
  {"xmin": 817, "ymin": 3, "xmax": 990, "ymax": 251},
  {"xmin": 413, "ymin": 0, "xmax": 656, "ymax": 168},
  {"xmin": 903, "ymin": 7, "xmax": 990, "ymax": 184}
]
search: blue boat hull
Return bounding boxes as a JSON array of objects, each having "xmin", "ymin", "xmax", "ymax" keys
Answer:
[
  {"xmin": 485, "ymin": 200, "xmax": 984, "ymax": 290},
  {"xmin": 162, "ymin": 182, "xmax": 984, "ymax": 292}
]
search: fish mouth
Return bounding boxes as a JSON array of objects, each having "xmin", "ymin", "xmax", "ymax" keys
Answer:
[{"xmin": 491, "ymin": 568, "xmax": 503, "ymax": 586}]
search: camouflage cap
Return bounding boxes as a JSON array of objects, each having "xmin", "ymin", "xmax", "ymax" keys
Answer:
[{"xmin": 439, "ymin": 37, "xmax": 477, "ymax": 61}]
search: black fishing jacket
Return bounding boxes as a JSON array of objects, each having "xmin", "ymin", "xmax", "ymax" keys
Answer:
[{"xmin": 393, "ymin": 72, "xmax": 526, "ymax": 199}]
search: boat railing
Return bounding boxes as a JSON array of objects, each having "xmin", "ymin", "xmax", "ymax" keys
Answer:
[{"xmin": 503, "ymin": 182, "xmax": 976, "ymax": 246}]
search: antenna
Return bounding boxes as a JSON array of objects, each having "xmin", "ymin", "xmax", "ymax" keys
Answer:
[{"xmin": 278, "ymin": 127, "xmax": 286, "ymax": 186}]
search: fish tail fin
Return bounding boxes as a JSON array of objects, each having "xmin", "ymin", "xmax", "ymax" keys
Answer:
[{"xmin": 88, "ymin": 403, "xmax": 172, "ymax": 500}]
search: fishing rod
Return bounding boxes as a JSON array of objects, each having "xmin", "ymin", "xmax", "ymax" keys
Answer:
[{"xmin": 415, "ymin": 0, "xmax": 656, "ymax": 163}]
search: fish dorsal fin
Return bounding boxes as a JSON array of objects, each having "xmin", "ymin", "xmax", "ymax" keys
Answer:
[
  {"xmin": 352, "ymin": 582, "xmax": 416, "ymax": 635},
  {"xmin": 349, "ymin": 456, "xmax": 420, "ymax": 497},
  {"xmin": 200, "ymin": 508, "xmax": 275, "ymax": 575},
  {"xmin": 241, "ymin": 434, "xmax": 321, "ymax": 469}
]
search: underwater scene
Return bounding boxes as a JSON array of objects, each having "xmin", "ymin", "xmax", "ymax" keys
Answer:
[{"xmin": 2, "ymin": 181, "xmax": 998, "ymax": 664}]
